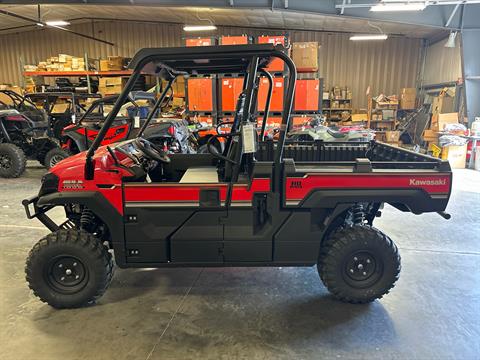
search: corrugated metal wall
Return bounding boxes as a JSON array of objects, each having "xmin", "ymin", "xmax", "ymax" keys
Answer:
[
  {"xmin": 423, "ymin": 37, "xmax": 462, "ymax": 86},
  {"xmin": 0, "ymin": 20, "xmax": 422, "ymax": 108}
]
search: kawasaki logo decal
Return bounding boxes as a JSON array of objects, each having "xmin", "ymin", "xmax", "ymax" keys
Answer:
[{"xmin": 409, "ymin": 178, "xmax": 446, "ymax": 186}]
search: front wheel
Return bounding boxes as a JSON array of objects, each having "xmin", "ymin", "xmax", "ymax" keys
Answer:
[
  {"xmin": 318, "ymin": 225, "xmax": 400, "ymax": 304},
  {"xmin": 25, "ymin": 229, "xmax": 114, "ymax": 308},
  {"xmin": 44, "ymin": 148, "xmax": 70, "ymax": 169},
  {"xmin": 0, "ymin": 143, "xmax": 26, "ymax": 178}
]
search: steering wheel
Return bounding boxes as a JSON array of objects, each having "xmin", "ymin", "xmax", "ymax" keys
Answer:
[{"xmin": 135, "ymin": 138, "xmax": 171, "ymax": 164}]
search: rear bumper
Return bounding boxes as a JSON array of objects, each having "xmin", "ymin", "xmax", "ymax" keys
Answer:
[{"xmin": 22, "ymin": 195, "xmax": 59, "ymax": 232}]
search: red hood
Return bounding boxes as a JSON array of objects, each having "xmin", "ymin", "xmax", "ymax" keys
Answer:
[{"xmin": 49, "ymin": 145, "xmax": 130, "ymax": 181}]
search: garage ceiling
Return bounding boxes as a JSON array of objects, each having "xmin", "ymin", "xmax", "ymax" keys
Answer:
[{"xmin": 0, "ymin": 4, "xmax": 447, "ymax": 39}]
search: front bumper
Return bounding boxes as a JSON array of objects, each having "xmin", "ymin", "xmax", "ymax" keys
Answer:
[{"xmin": 22, "ymin": 195, "xmax": 59, "ymax": 232}]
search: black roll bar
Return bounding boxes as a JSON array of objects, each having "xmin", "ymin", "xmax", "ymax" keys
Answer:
[
  {"xmin": 84, "ymin": 63, "xmax": 145, "ymax": 179},
  {"xmin": 258, "ymin": 69, "xmax": 273, "ymax": 141},
  {"xmin": 137, "ymin": 78, "xmax": 175, "ymax": 137},
  {"xmin": 83, "ymin": 45, "xmax": 296, "ymax": 181},
  {"xmin": 241, "ymin": 56, "xmax": 260, "ymax": 127}
]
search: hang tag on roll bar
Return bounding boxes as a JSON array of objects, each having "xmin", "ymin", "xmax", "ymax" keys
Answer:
[
  {"xmin": 134, "ymin": 116, "xmax": 140, "ymax": 129},
  {"xmin": 71, "ymin": 114, "xmax": 76, "ymax": 124},
  {"xmin": 242, "ymin": 124, "xmax": 256, "ymax": 154}
]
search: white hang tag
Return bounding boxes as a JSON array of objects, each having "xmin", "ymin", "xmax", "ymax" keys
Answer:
[
  {"xmin": 134, "ymin": 116, "xmax": 140, "ymax": 129},
  {"xmin": 242, "ymin": 124, "xmax": 256, "ymax": 154},
  {"xmin": 71, "ymin": 114, "xmax": 76, "ymax": 124}
]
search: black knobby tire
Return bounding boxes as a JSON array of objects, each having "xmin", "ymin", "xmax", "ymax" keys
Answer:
[
  {"xmin": 0, "ymin": 143, "xmax": 26, "ymax": 178},
  {"xmin": 25, "ymin": 229, "xmax": 114, "ymax": 308},
  {"xmin": 36, "ymin": 139, "xmax": 59, "ymax": 166},
  {"xmin": 318, "ymin": 225, "xmax": 401, "ymax": 304},
  {"xmin": 44, "ymin": 147, "xmax": 70, "ymax": 169}
]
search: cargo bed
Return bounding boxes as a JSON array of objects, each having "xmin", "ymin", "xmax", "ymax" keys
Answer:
[{"xmin": 257, "ymin": 140, "xmax": 451, "ymax": 171}]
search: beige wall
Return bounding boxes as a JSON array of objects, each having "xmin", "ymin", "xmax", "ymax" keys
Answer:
[
  {"xmin": 0, "ymin": 20, "xmax": 422, "ymax": 108},
  {"xmin": 423, "ymin": 37, "xmax": 462, "ymax": 86}
]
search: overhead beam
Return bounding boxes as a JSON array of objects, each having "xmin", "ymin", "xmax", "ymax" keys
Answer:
[{"xmin": 1, "ymin": 0, "xmax": 479, "ymax": 30}]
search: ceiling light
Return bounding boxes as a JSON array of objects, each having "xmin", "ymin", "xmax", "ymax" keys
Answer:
[
  {"xmin": 183, "ymin": 25, "xmax": 217, "ymax": 32},
  {"xmin": 444, "ymin": 32, "xmax": 457, "ymax": 48},
  {"xmin": 350, "ymin": 34, "xmax": 388, "ymax": 41},
  {"xmin": 36, "ymin": 23, "xmax": 44, "ymax": 27},
  {"xmin": 45, "ymin": 20, "xmax": 70, "ymax": 26},
  {"xmin": 370, "ymin": 3, "xmax": 426, "ymax": 12}
]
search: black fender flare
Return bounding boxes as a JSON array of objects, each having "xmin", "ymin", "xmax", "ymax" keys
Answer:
[
  {"xmin": 64, "ymin": 131, "xmax": 88, "ymax": 152},
  {"xmin": 299, "ymin": 188, "xmax": 449, "ymax": 214},
  {"xmin": 37, "ymin": 191, "xmax": 127, "ymax": 266}
]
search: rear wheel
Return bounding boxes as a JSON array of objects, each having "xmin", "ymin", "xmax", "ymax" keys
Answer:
[
  {"xmin": 318, "ymin": 225, "xmax": 400, "ymax": 304},
  {"xmin": 44, "ymin": 148, "xmax": 70, "ymax": 169},
  {"xmin": 36, "ymin": 139, "xmax": 60, "ymax": 166},
  {"xmin": 0, "ymin": 143, "xmax": 26, "ymax": 178},
  {"xmin": 25, "ymin": 229, "xmax": 114, "ymax": 308}
]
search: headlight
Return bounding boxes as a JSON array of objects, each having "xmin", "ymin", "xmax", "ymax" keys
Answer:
[{"xmin": 38, "ymin": 173, "xmax": 59, "ymax": 197}]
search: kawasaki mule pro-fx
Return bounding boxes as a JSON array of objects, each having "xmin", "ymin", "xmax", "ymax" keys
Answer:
[{"xmin": 23, "ymin": 44, "xmax": 452, "ymax": 308}]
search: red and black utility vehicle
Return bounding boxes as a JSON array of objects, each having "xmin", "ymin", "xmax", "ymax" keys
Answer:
[
  {"xmin": 0, "ymin": 90, "xmax": 66, "ymax": 177},
  {"xmin": 25, "ymin": 92, "xmax": 101, "ymax": 140},
  {"xmin": 60, "ymin": 91, "xmax": 195, "ymax": 156},
  {"xmin": 22, "ymin": 44, "xmax": 452, "ymax": 308}
]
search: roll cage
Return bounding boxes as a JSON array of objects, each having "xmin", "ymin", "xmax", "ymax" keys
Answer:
[{"xmin": 84, "ymin": 44, "xmax": 297, "ymax": 187}]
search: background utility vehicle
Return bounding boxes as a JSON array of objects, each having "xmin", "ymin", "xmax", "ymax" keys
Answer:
[
  {"xmin": 25, "ymin": 92, "xmax": 101, "ymax": 139},
  {"xmin": 0, "ymin": 90, "xmax": 66, "ymax": 177},
  {"xmin": 23, "ymin": 44, "xmax": 452, "ymax": 308},
  {"xmin": 60, "ymin": 91, "xmax": 195, "ymax": 156}
]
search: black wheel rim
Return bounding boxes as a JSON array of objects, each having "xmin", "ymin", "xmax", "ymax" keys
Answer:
[
  {"xmin": 45, "ymin": 256, "xmax": 88, "ymax": 294},
  {"xmin": 0, "ymin": 153, "xmax": 12, "ymax": 170},
  {"xmin": 343, "ymin": 251, "xmax": 383, "ymax": 288},
  {"xmin": 49, "ymin": 154, "xmax": 65, "ymax": 167}
]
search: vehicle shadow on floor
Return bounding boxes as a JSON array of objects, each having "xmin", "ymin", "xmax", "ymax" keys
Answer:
[{"xmin": 30, "ymin": 267, "xmax": 397, "ymax": 356}]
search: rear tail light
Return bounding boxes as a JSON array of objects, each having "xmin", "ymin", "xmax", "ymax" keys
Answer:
[
  {"xmin": 5, "ymin": 115, "xmax": 24, "ymax": 121},
  {"xmin": 168, "ymin": 126, "xmax": 175, "ymax": 136}
]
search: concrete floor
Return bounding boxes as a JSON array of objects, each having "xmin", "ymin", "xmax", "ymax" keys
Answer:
[{"xmin": 0, "ymin": 162, "xmax": 479, "ymax": 360}]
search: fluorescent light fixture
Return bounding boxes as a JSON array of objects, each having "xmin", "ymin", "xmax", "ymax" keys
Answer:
[
  {"xmin": 45, "ymin": 20, "xmax": 71, "ymax": 26},
  {"xmin": 183, "ymin": 25, "xmax": 217, "ymax": 32},
  {"xmin": 350, "ymin": 34, "xmax": 388, "ymax": 41},
  {"xmin": 36, "ymin": 23, "xmax": 44, "ymax": 27},
  {"xmin": 370, "ymin": 3, "xmax": 426, "ymax": 11}
]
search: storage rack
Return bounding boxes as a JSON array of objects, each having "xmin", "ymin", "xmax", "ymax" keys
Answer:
[
  {"xmin": 367, "ymin": 96, "xmax": 399, "ymax": 142},
  {"xmin": 322, "ymin": 87, "xmax": 353, "ymax": 123},
  {"xmin": 22, "ymin": 53, "xmax": 134, "ymax": 94}
]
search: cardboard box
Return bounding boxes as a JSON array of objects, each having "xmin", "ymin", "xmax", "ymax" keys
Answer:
[
  {"xmin": 423, "ymin": 129, "xmax": 439, "ymax": 142},
  {"xmin": 382, "ymin": 110, "xmax": 395, "ymax": 121},
  {"xmin": 385, "ymin": 131, "xmax": 401, "ymax": 142},
  {"xmin": 431, "ymin": 92, "xmax": 455, "ymax": 114},
  {"xmin": 441, "ymin": 144, "xmax": 467, "ymax": 169},
  {"xmin": 98, "ymin": 77, "xmax": 128, "ymax": 95},
  {"xmin": 351, "ymin": 114, "xmax": 368, "ymax": 122},
  {"xmin": 400, "ymin": 88, "xmax": 416, "ymax": 109},
  {"xmin": 292, "ymin": 42, "xmax": 318, "ymax": 72},
  {"xmin": 99, "ymin": 57, "xmax": 125, "ymax": 71},
  {"xmin": 58, "ymin": 54, "xmax": 73, "ymax": 63},
  {"xmin": 431, "ymin": 113, "xmax": 458, "ymax": 131},
  {"xmin": 172, "ymin": 97, "xmax": 184, "ymax": 107}
]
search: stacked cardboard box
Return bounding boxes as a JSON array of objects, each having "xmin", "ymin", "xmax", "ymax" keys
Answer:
[
  {"xmin": 431, "ymin": 88, "xmax": 455, "ymax": 115},
  {"xmin": 292, "ymin": 42, "xmax": 318, "ymax": 72},
  {"xmin": 25, "ymin": 54, "xmax": 86, "ymax": 72},
  {"xmin": 98, "ymin": 77, "xmax": 128, "ymax": 96},
  {"xmin": 99, "ymin": 56, "xmax": 126, "ymax": 72},
  {"xmin": 331, "ymin": 86, "xmax": 351, "ymax": 100},
  {"xmin": 385, "ymin": 130, "xmax": 401, "ymax": 146},
  {"xmin": 424, "ymin": 112, "xmax": 459, "ymax": 146},
  {"xmin": 441, "ymin": 144, "xmax": 467, "ymax": 169},
  {"xmin": 400, "ymin": 88, "xmax": 416, "ymax": 109}
]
